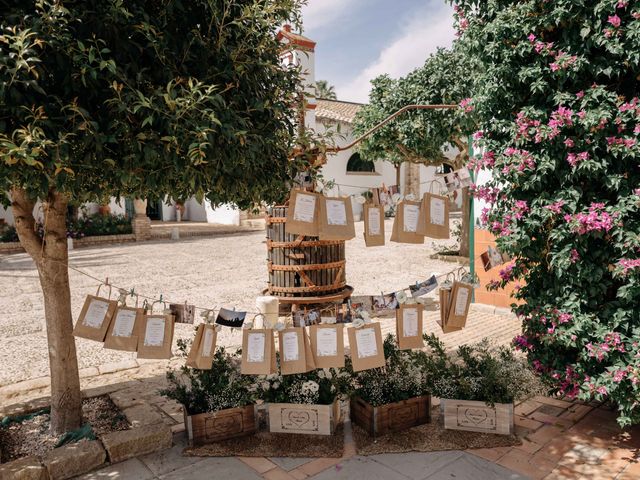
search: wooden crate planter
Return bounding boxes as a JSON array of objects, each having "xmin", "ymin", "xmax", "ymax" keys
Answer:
[
  {"xmin": 267, "ymin": 400, "xmax": 341, "ymax": 435},
  {"xmin": 350, "ymin": 395, "xmax": 431, "ymax": 436},
  {"xmin": 440, "ymin": 399, "xmax": 514, "ymax": 435},
  {"xmin": 183, "ymin": 404, "xmax": 258, "ymax": 446}
]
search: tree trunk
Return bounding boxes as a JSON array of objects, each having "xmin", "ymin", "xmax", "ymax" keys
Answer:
[
  {"xmin": 11, "ymin": 188, "xmax": 83, "ymax": 435},
  {"xmin": 459, "ymin": 186, "xmax": 471, "ymax": 258}
]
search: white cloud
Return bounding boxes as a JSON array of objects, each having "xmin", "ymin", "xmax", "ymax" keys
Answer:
[
  {"xmin": 301, "ymin": 0, "xmax": 362, "ymax": 32},
  {"xmin": 336, "ymin": 5, "xmax": 456, "ymax": 103}
]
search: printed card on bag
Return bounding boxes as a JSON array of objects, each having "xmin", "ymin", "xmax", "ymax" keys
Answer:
[
  {"xmin": 363, "ymin": 204, "xmax": 385, "ymax": 247},
  {"xmin": 417, "ymin": 193, "xmax": 450, "ymax": 239},
  {"xmin": 241, "ymin": 329, "xmax": 277, "ymax": 375},
  {"xmin": 391, "ymin": 201, "xmax": 424, "ymax": 244},
  {"xmin": 309, "ymin": 324, "xmax": 345, "ymax": 368},
  {"xmin": 396, "ymin": 304, "xmax": 424, "ymax": 350},
  {"xmin": 186, "ymin": 323, "xmax": 217, "ymax": 369},
  {"xmin": 286, "ymin": 190, "xmax": 320, "ymax": 236},
  {"xmin": 446, "ymin": 281, "xmax": 473, "ymax": 329},
  {"xmin": 104, "ymin": 306, "xmax": 143, "ymax": 351},
  {"xmin": 73, "ymin": 295, "xmax": 118, "ymax": 342},
  {"xmin": 318, "ymin": 196, "xmax": 355, "ymax": 241},
  {"xmin": 137, "ymin": 313, "xmax": 174, "ymax": 359},
  {"xmin": 348, "ymin": 323, "xmax": 385, "ymax": 372},
  {"xmin": 279, "ymin": 327, "xmax": 311, "ymax": 375}
]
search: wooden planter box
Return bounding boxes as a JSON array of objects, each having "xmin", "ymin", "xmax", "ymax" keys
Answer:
[
  {"xmin": 440, "ymin": 399, "xmax": 513, "ymax": 435},
  {"xmin": 350, "ymin": 395, "xmax": 431, "ymax": 436},
  {"xmin": 183, "ymin": 404, "xmax": 258, "ymax": 446},
  {"xmin": 267, "ymin": 400, "xmax": 341, "ymax": 435}
]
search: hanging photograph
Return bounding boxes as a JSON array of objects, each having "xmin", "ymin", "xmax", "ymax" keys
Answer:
[
  {"xmin": 215, "ymin": 308, "xmax": 246, "ymax": 328},
  {"xmin": 169, "ymin": 303, "xmax": 195, "ymax": 324},
  {"xmin": 409, "ymin": 276, "xmax": 438, "ymax": 299}
]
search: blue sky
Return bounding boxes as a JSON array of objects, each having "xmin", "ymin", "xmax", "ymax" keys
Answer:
[{"xmin": 301, "ymin": 0, "xmax": 456, "ymax": 103}]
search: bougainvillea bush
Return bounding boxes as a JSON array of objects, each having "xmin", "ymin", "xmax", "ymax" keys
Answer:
[{"xmin": 453, "ymin": 0, "xmax": 640, "ymax": 425}]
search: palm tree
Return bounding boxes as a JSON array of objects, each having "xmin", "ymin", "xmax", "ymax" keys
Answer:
[{"xmin": 315, "ymin": 80, "xmax": 337, "ymax": 100}]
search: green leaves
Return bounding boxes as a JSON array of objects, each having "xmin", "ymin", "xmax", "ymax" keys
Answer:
[
  {"xmin": 1, "ymin": 0, "xmax": 305, "ymax": 209},
  {"xmin": 454, "ymin": 0, "xmax": 640, "ymax": 425}
]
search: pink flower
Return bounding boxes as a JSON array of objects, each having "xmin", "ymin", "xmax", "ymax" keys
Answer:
[
  {"xmin": 564, "ymin": 139, "xmax": 575, "ymax": 147},
  {"xmin": 558, "ymin": 313, "xmax": 572, "ymax": 324},
  {"xmin": 608, "ymin": 15, "xmax": 621, "ymax": 28},
  {"xmin": 570, "ymin": 249, "xmax": 580, "ymax": 263},
  {"xmin": 527, "ymin": 33, "xmax": 536, "ymax": 42},
  {"xmin": 545, "ymin": 200, "xmax": 565, "ymax": 214},
  {"xmin": 472, "ymin": 130, "xmax": 484, "ymax": 140},
  {"xmin": 596, "ymin": 386, "xmax": 608, "ymax": 395},
  {"xmin": 459, "ymin": 98, "xmax": 474, "ymax": 113},
  {"xmin": 576, "ymin": 91, "xmax": 584, "ymax": 99},
  {"xmin": 617, "ymin": 1, "xmax": 628, "ymax": 8},
  {"xmin": 618, "ymin": 258, "xmax": 640, "ymax": 274},
  {"xmin": 612, "ymin": 369, "xmax": 627, "ymax": 383}
]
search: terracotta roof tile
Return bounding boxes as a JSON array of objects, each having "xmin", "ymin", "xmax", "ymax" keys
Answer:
[{"xmin": 315, "ymin": 99, "xmax": 363, "ymax": 124}]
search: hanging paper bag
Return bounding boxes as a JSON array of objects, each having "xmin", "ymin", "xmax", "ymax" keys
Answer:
[
  {"xmin": 396, "ymin": 304, "xmax": 424, "ymax": 350},
  {"xmin": 241, "ymin": 328, "xmax": 277, "ymax": 375},
  {"xmin": 279, "ymin": 327, "xmax": 309, "ymax": 374},
  {"xmin": 348, "ymin": 323, "xmax": 385, "ymax": 372},
  {"xmin": 439, "ymin": 281, "xmax": 461, "ymax": 333},
  {"xmin": 318, "ymin": 195, "xmax": 355, "ymax": 241},
  {"xmin": 446, "ymin": 281, "xmax": 473, "ymax": 329},
  {"xmin": 363, "ymin": 204, "xmax": 385, "ymax": 247},
  {"xmin": 137, "ymin": 307, "xmax": 175, "ymax": 360},
  {"xmin": 390, "ymin": 201, "xmax": 424, "ymax": 244},
  {"xmin": 417, "ymin": 193, "xmax": 450, "ymax": 239},
  {"xmin": 186, "ymin": 323, "xmax": 217, "ymax": 370},
  {"xmin": 309, "ymin": 324, "xmax": 345, "ymax": 368},
  {"xmin": 73, "ymin": 285, "xmax": 118, "ymax": 342},
  {"xmin": 103, "ymin": 304, "xmax": 143, "ymax": 352},
  {"xmin": 285, "ymin": 190, "xmax": 320, "ymax": 237}
]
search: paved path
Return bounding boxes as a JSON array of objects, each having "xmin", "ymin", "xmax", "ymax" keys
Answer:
[{"xmin": 0, "ymin": 219, "xmax": 488, "ymax": 386}]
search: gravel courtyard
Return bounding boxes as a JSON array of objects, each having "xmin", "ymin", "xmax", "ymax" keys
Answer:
[{"xmin": 0, "ymin": 219, "xmax": 518, "ymax": 387}]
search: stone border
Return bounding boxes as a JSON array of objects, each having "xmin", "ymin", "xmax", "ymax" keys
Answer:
[
  {"xmin": 0, "ymin": 234, "xmax": 135, "ymax": 255},
  {"xmin": 429, "ymin": 252, "xmax": 470, "ymax": 265},
  {"xmin": 0, "ymin": 387, "xmax": 172, "ymax": 480}
]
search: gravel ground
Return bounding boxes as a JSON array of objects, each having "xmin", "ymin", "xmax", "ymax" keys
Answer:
[{"xmin": 0, "ymin": 219, "xmax": 460, "ymax": 387}]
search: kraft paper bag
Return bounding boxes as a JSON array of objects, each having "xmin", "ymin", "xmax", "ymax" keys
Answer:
[
  {"xmin": 396, "ymin": 304, "xmax": 424, "ymax": 350},
  {"xmin": 186, "ymin": 323, "xmax": 217, "ymax": 370},
  {"xmin": 278, "ymin": 327, "xmax": 315, "ymax": 374},
  {"xmin": 73, "ymin": 292, "xmax": 118, "ymax": 342},
  {"xmin": 390, "ymin": 201, "xmax": 424, "ymax": 244},
  {"xmin": 309, "ymin": 324, "xmax": 345, "ymax": 369},
  {"xmin": 446, "ymin": 281, "xmax": 473, "ymax": 328},
  {"xmin": 241, "ymin": 328, "xmax": 277, "ymax": 375},
  {"xmin": 103, "ymin": 305, "xmax": 143, "ymax": 351},
  {"xmin": 285, "ymin": 190, "xmax": 320, "ymax": 237},
  {"xmin": 417, "ymin": 193, "xmax": 450, "ymax": 239},
  {"xmin": 318, "ymin": 195, "xmax": 356, "ymax": 241},
  {"xmin": 348, "ymin": 323, "xmax": 386, "ymax": 372},
  {"xmin": 137, "ymin": 313, "xmax": 175, "ymax": 359},
  {"xmin": 439, "ymin": 285, "xmax": 461, "ymax": 333},
  {"xmin": 363, "ymin": 204, "xmax": 385, "ymax": 247}
]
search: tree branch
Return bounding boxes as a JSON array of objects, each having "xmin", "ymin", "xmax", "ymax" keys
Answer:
[{"xmin": 10, "ymin": 187, "xmax": 43, "ymax": 261}]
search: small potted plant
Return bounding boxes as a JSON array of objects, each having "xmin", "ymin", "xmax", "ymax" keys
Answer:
[
  {"xmin": 253, "ymin": 368, "xmax": 352, "ymax": 436},
  {"xmin": 420, "ymin": 335, "xmax": 543, "ymax": 436},
  {"xmin": 349, "ymin": 334, "xmax": 432, "ymax": 436},
  {"xmin": 161, "ymin": 342, "xmax": 258, "ymax": 446}
]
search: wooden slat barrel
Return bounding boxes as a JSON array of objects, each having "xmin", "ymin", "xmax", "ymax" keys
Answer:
[{"xmin": 266, "ymin": 206, "xmax": 348, "ymax": 300}]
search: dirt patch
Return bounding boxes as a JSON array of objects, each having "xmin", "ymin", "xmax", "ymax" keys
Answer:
[{"xmin": 0, "ymin": 395, "xmax": 129, "ymax": 463}]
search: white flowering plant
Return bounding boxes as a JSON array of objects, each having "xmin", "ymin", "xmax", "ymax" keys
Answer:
[
  {"xmin": 161, "ymin": 340, "xmax": 255, "ymax": 415},
  {"xmin": 251, "ymin": 368, "xmax": 353, "ymax": 405},
  {"xmin": 350, "ymin": 334, "xmax": 432, "ymax": 407},
  {"xmin": 417, "ymin": 335, "xmax": 545, "ymax": 406}
]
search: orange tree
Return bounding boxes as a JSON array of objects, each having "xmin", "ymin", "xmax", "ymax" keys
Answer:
[
  {"xmin": 0, "ymin": 0, "xmax": 304, "ymax": 434},
  {"xmin": 456, "ymin": 0, "xmax": 640, "ymax": 425}
]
